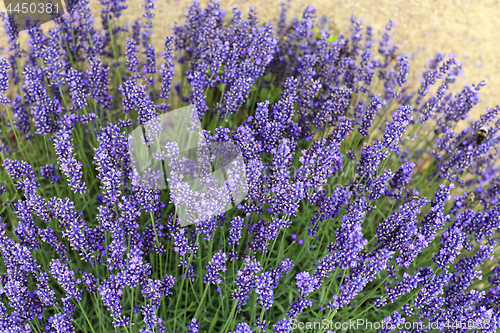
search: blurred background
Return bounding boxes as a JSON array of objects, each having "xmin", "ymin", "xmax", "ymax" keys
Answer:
[{"xmin": 1, "ymin": 0, "xmax": 498, "ymax": 121}]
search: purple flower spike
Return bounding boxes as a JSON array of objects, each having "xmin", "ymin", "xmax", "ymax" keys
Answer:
[
  {"xmin": 54, "ymin": 125, "xmax": 87, "ymax": 194},
  {"xmin": 204, "ymin": 249, "xmax": 228, "ymax": 287},
  {"xmin": 187, "ymin": 318, "xmax": 200, "ymax": 333},
  {"xmin": 65, "ymin": 68, "xmax": 88, "ymax": 110},
  {"xmin": 230, "ymin": 322, "xmax": 252, "ymax": 333},
  {"xmin": 358, "ymin": 94, "xmax": 386, "ymax": 136},
  {"xmin": 125, "ymin": 38, "xmax": 140, "ymax": 79},
  {"xmin": 86, "ymin": 57, "xmax": 112, "ymax": 110},
  {"xmin": 0, "ymin": 58, "xmax": 10, "ymax": 105},
  {"xmin": 397, "ymin": 53, "xmax": 409, "ymax": 87},
  {"xmin": 383, "ymin": 105, "xmax": 413, "ymax": 155}
]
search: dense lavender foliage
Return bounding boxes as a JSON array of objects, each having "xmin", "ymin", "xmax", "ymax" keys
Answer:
[{"xmin": 0, "ymin": 1, "xmax": 499, "ymax": 332}]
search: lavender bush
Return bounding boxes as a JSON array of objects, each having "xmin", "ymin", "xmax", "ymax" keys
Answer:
[{"xmin": 0, "ymin": 0, "xmax": 499, "ymax": 332}]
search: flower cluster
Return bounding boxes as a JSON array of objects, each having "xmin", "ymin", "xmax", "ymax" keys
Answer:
[{"xmin": 0, "ymin": 1, "xmax": 499, "ymax": 332}]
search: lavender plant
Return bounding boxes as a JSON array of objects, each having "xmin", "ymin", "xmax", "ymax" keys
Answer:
[{"xmin": 0, "ymin": 1, "xmax": 499, "ymax": 332}]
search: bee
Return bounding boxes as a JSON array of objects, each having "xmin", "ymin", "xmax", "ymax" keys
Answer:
[
  {"xmin": 463, "ymin": 191, "xmax": 475, "ymax": 207},
  {"xmin": 405, "ymin": 195, "xmax": 420, "ymax": 204},
  {"xmin": 476, "ymin": 126, "xmax": 489, "ymax": 145}
]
